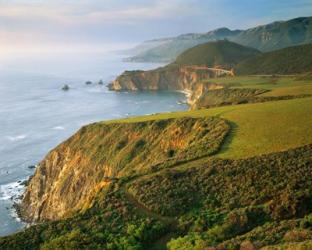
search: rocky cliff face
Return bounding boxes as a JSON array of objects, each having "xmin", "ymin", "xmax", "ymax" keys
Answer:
[
  {"xmin": 108, "ymin": 65, "xmax": 228, "ymax": 107},
  {"xmin": 108, "ymin": 66, "xmax": 228, "ymax": 92},
  {"xmin": 19, "ymin": 117, "xmax": 229, "ymax": 222}
]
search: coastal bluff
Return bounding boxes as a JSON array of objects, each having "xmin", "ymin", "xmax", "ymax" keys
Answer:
[
  {"xmin": 19, "ymin": 117, "xmax": 229, "ymax": 222},
  {"xmin": 108, "ymin": 65, "xmax": 232, "ymax": 92}
]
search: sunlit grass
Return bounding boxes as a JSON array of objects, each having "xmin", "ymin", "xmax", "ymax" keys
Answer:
[
  {"xmin": 104, "ymin": 97, "xmax": 312, "ymax": 159},
  {"xmin": 203, "ymin": 75, "xmax": 312, "ymax": 95}
]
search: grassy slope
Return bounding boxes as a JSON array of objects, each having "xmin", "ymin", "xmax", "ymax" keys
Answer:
[
  {"xmin": 1, "ymin": 77, "xmax": 312, "ymax": 249},
  {"xmin": 235, "ymin": 43, "xmax": 312, "ymax": 75},
  {"xmin": 174, "ymin": 40, "xmax": 260, "ymax": 68},
  {"xmin": 203, "ymin": 76, "xmax": 312, "ymax": 93},
  {"xmin": 105, "ymin": 97, "xmax": 312, "ymax": 159},
  {"xmin": 128, "ymin": 16, "xmax": 312, "ymax": 63},
  {"xmin": 129, "ymin": 145, "xmax": 312, "ymax": 249}
]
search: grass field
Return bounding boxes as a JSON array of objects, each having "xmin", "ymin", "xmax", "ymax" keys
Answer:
[
  {"xmin": 105, "ymin": 97, "xmax": 312, "ymax": 159},
  {"xmin": 203, "ymin": 75, "xmax": 312, "ymax": 96}
]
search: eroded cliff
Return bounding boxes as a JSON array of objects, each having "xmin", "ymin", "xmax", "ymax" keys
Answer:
[
  {"xmin": 109, "ymin": 65, "xmax": 228, "ymax": 92},
  {"xmin": 19, "ymin": 117, "xmax": 229, "ymax": 222},
  {"xmin": 108, "ymin": 65, "xmax": 230, "ymax": 109}
]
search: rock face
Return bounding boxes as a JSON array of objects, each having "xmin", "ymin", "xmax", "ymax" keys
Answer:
[
  {"xmin": 19, "ymin": 117, "xmax": 229, "ymax": 222},
  {"xmin": 108, "ymin": 65, "xmax": 229, "ymax": 108},
  {"xmin": 62, "ymin": 84, "xmax": 70, "ymax": 91},
  {"xmin": 109, "ymin": 66, "xmax": 230, "ymax": 92}
]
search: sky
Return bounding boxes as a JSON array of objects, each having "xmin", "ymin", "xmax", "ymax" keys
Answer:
[{"xmin": 1, "ymin": 0, "xmax": 312, "ymax": 54}]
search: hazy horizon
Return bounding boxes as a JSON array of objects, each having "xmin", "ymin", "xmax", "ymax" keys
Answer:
[{"xmin": 1, "ymin": 0, "xmax": 312, "ymax": 57}]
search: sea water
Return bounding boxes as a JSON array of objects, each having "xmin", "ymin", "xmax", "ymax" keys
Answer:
[{"xmin": 0, "ymin": 51, "xmax": 187, "ymax": 236}]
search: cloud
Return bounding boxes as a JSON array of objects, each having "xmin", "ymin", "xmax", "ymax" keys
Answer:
[
  {"xmin": 0, "ymin": 0, "xmax": 199, "ymax": 27},
  {"xmin": 84, "ymin": 0, "xmax": 198, "ymax": 23},
  {"xmin": 1, "ymin": 0, "xmax": 312, "ymax": 55},
  {"xmin": 0, "ymin": 0, "xmax": 200, "ymax": 53}
]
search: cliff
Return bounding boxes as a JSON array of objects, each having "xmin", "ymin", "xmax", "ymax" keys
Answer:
[
  {"xmin": 19, "ymin": 117, "xmax": 229, "ymax": 222},
  {"xmin": 109, "ymin": 41, "xmax": 264, "ymax": 108},
  {"xmin": 109, "ymin": 65, "xmax": 228, "ymax": 91},
  {"xmin": 109, "ymin": 65, "xmax": 229, "ymax": 109},
  {"xmin": 109, "ymin": 41, "xmax": 259, "ymax": 91}
]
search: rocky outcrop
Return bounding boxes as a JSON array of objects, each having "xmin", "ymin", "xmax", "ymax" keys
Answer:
[
  {"xmin": 108, "ymin": 65, "xmax": 231, "ymax": 108},
  {"xmin": 108, "ymin": 65, "xmax": 229, "ymax": 92},
  {"xmin": 19, "ymin": 117, "xmax": 229, "ymax": 222}
]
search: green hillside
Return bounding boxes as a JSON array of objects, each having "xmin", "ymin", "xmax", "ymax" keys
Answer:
[
  {"xmin": 236, "ymin": 43, "xmax": 312, "ymax": 75},
  {"xmin": 191, "ymin": 75, "xmax": 312, "ymax": 109},
  {"xmin": 127, "ymin": 16, "xmax": 312, "ymax": 62},
  {"xmin": 2, "ymin": 32, "xmax": 312, "ymax": 249},
  {"xmin": 1, "ymin": 96, "xmax": 312, "ymax": 249},
  {"xmin": 232, "ymin": 16, "xmax": 312, "ymax": 52},
  {"xmin": 128, "ymin": 28, "xmax": 241, "ymax": 62},
  {"xmin": 174, "ymin": 40, "xmax": 260, "ymax": 68},
  {"xmin": 111, "ymin": 97, "xmax": 312, "ymax": 159}
]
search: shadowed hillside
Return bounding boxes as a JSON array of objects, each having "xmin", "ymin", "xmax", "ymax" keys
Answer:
[
  {"xmin": 236, "ymin": 43, "xmax": 312, "ymax": 75},
  {"xmin": 127, "ymin": 16, "xmax": 312, "ymax": 62},
  {"xmin": 109, "ymin": 40, "xmax": 258, "ymax": 92}
]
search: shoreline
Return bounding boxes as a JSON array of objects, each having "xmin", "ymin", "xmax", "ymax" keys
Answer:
[{"xmin": 3, "ymin": 89, "xmax": 189, "ymax": 234}]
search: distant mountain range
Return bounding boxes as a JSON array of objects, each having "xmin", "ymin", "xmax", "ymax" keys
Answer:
[{"xmin": 126, "ymin": 16, "xmax": 312, "ymax": 62}]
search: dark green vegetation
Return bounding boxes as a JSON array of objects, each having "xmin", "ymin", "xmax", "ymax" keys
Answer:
[
  {"xmin": 0, "ymin": 117, "xmax": 230, "ymax": 249},
  {"xmin": 127, "ymin": 16, "xmax": 312, "ymax": 62},
  {"xmin": 172, "ymin": 40, "xmax": 312, "ymax": 75},
  {"xmin": 174, "ymin": 40, "xmax": 260, "ymax": 69},
  {"xmin": 9, "ymin": 76, "xmax": 310, "ymax": 249},
  {"xmin": 191, "ymin": 74, "xmax": 312, "ymax": 110},
  {"xmin": 2, "ymin": 16, "xmax": 312, "ymax": 249},
  {"xmin": 235, "ymin": 43, "xmax": 312, "ymax": 75},
  {"xmin": 192, "ymin": 87, "xmax": 311, "ymax": 109},
  {"xmin": 130, "ymin": 145, "xmax": 312, "ymax": 249},
  {"xmin": 193, "ymin": 88, "xmax": 267, "ymax": 109},
  {"xmin": 1, "ymin": 180, "xmax": 169, "ymax": 250},
  {"xmin": 1, "ymin": 96, "xmax": 312, "ymax": 249},
  {"xmin": 18, "ymin": 117, "xmax": 229, "ymax": 223},
  {"xmin": 2, "ymin": 142, "xmax": 312, "ymax": 249},
  {"xmin": 112, "ymin": 41, "xmax": 312, "ymax": 95}
]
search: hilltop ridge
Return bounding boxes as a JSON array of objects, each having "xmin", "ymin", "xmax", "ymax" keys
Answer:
[
  {"xmin": 127, "ymin": 16, "xmax": 312, "ymax": 62},
  {"xmin": 108, "ymin": 40, "xmax": 258, "ymax": 96}
]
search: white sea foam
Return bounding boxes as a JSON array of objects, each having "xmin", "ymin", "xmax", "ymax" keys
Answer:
[
  {"xmin": 134, "ymin": 100, "xmax": 150, "ymax": 105},
  {"xmin": 177, "ymin": 89, "xmax": 192, "ymax": 97},
  {"xmin": 0, "ymin": 181, "xmax": 25, "ymax": 201},
  {"xmin": 53, "ymin": 126, "xmax": 65, "ymax": 130},
  {"xmin": 6, "ymin": 135, "xmax": 27, "ymax": 142}
]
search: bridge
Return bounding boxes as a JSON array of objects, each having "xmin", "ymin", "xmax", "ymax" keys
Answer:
[{"xmin": 182, "ymin": 65, "xmax": 235, "ymax": 77}]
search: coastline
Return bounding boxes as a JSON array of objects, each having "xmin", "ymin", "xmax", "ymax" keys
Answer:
[{"xmin": 1, "ymin": 88, "xmax": 188, "ymax": 235}]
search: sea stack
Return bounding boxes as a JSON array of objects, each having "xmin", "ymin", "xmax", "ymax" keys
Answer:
[{"xmin": 62, "ymin": 84, "xmax": 70, "ymax": 91}]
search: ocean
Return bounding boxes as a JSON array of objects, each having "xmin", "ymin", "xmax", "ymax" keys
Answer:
[{"xmin": 0, "ymin": 51, "xmax": 187, "ymax": 236}]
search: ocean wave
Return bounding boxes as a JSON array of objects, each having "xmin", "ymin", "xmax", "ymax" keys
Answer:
[
  {"xmin": 5, "ymin": 135, "xmax": 27, "ymax": 142},
  {"xmin": 0, "ymin": 181, "xmax": 25, "ymax": 201}
]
